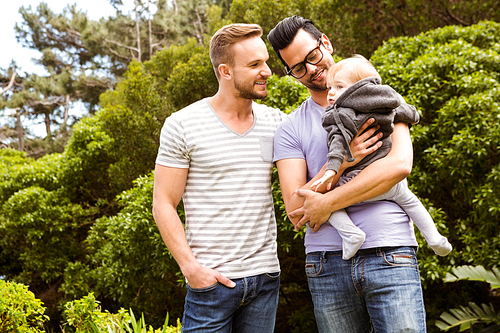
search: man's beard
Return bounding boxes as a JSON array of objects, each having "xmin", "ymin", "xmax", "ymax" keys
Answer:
[
  {"xmin": 301, "ymin": 66, "xmax": 329, "ymax": 93},
  {"xmin": 300, "ymin": 55, "xmax": 335, "ymax": 92},
  {"xmin": 234, "ymin": 77, "xmax": 268, "ymax": 100}
]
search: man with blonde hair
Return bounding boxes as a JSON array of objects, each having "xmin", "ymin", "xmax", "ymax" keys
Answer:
[{"xmin": 153, "ymin": 23, "xmax": 284, "ymax": 332}]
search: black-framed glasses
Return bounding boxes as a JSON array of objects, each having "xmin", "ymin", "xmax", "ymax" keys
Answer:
[{"xmin": 286, "ymin": 38, "xmax": 323, "ymax": 79}]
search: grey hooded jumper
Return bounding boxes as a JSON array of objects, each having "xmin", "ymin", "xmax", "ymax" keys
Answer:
[
  {"xmin": 323, "ymin": 76, "xmax": 420, "ymax": 174},
  {"xmin": 321, "ymin": 76, "xmax": 452, "ymax": 258}
]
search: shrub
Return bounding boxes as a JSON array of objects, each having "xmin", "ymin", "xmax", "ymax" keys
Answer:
[
  {"xmin": 371, "ymin": 20, "xmax": 500, "ymax": 332},
  {"xmin": 63, "ymin": 293, "xmax": 181, "ymax": 333},
  {"xmin": 0, "ymin": 279, "xmax": 49, "ymax": 332}
]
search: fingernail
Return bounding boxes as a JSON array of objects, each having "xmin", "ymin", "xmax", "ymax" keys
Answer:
[{"xmin": 230, "ymin": 281, "xmax": 236, "ymax": 288}]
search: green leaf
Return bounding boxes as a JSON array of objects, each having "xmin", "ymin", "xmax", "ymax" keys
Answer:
[{"xmin": 444, "ymin": 266, "xmax": 500, "ymax": 289}]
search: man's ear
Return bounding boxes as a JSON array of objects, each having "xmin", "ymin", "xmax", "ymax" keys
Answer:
[
  {"xmin": 321, "ymin": 34, "xmax": 334, "ymax": 55},
  {"xmin": 218, "ymin": 64, "xmax": 232, "ymax": 80}
]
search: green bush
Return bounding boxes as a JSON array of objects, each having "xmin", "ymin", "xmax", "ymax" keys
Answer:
[
  {"xmin": 62, "ymin": 174, "xmax": 185, "ymax": 328},
  {"xmin": 261, "ymin": 74, "xmax": 310, "ymax": 114},
  {"xmin": 436, "ymin": 266, "xmax": 500, "ymax": 332},
  {"xmin": 371, "ymin": 20, "xmax": 500, "ymax": 332},
  {"xmin": 0, "ymin": 279, "xmax": 49, "ymax": 332},
  {"xmin": 63, "ymin": 293, "xmax": 181, "ymax": 333}
]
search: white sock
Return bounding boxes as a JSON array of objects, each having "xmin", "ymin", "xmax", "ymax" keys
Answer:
[{"xmin": 328, "ymin": 210, "xmax": 366, "ymax": 260}]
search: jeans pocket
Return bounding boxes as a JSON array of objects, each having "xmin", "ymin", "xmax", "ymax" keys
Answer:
[
  {"xmin": 187, "ymin": 282, "xmax": 220, "ymax": 292},
  {"xmin": 305, "ymin": 262, "xmax": 323, "ymax": 277},
  {"xmin": 382, "ymin": 247, "xmax": 416, "ymax": 267},
  {"xmin": 264, "ymin": 271, "xmax": 281, "ymax": 280}
]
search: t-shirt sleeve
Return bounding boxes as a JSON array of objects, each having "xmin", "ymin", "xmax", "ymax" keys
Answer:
[
  {"xmin": 273, "ymin": 116, "xmax": 305, "ymax": 162},
  {"xmin": 155, "ymin": 115, "xmax": 190, "ymax": 168}
]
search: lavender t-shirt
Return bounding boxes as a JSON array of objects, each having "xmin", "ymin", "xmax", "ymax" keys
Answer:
[{"xmin": 274, "ymin": 97, "xmax": 417, "ymax": 253}]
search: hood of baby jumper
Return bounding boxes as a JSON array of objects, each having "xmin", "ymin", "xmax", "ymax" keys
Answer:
[{"xmin": 335, "ymin": 76, "xmax": 400, "ymax": 113}]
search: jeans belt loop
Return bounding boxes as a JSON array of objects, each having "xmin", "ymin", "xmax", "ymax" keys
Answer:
[{"xmin": 321, "ymin": 251, "xmax": 328, "ymax": 263}]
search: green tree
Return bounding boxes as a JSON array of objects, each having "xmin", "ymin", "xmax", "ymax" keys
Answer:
[
  {"xmin": 0, "ymin": 32, "xmax": 218, "ymax": 330},
  {"xmin": 371, "ymin": 20, "xmax": 500, "ymax": 331},
  {"xmin": 62, "ymin": 174, "xmax": 185, "ymax": 327},
  {"xmin": 16, "ymin": 2, "xmax": 114, "ymax": 111},
  {"xmin": 228, "ymin": 0, "xmax": 500, "ymax": 61}
]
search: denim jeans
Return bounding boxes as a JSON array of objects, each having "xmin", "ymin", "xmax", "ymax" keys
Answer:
[
  {"xmin": 306, "ymin": 247, "xmax": 426, "ymax": 333},
  {"xmin": 182, "ymin": 272, "xmax": 280, "ymax": 333}
]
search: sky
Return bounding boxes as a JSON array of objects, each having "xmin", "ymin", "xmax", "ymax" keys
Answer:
[
  {"xmin": 0, "ymin": 0, "xmax": 120, "ymax": 75},
  {"xmin": 0, "ymin": 1, "xmax": 126, "ymax": 137}
]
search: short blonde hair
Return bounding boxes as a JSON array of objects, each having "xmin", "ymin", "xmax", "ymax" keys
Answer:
[
  {"xmin": 327, "ymin": 55, "xmax": 381, "ymax": 84},
  {"xmin": 209, "ymin": 24, "xmax": 263, "ymax": 80}
]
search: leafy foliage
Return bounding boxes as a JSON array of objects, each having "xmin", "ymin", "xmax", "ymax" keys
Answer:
[
  {"xmin": 2, "ymin": 2, "xmax": 500, "ymax": 331},
  {"xmin": 435, "ymin": 266, "xmax": 500, "ymax": 332},
  {"xmin": 371, "ymin": 21, "xmax": 500, "ymax": 331},
  {"xmin": 0, "ymin": 279, "xmax": 49, "ymax": 332},
  {"xmin": 71, "ymin": 174, "xmax": 184, "ymax": 327},
  {"xmin": 261, "ymin": 74, "xmax": 310, "ymax": 114},
  {"xmin": 371, "ymin": 20, "xmax": 500, "ymax": 276},
  {"xmin": 228, "ymin": 0, "xmax": 500, "ymax": 60},
  {"xmin": 63, "ymin": 293, "xmax": 182, "ymax": 333}
]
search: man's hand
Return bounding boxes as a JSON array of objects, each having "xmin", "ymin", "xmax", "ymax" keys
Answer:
[
  {"xmin": 311, "ymin": 169, "xmax": 337, "ymax": 192},
  {"xmin": 184, "ymin": 264, "xmax": 236, "ymax": 289},
  {"xmin": 280, "ymin": 119, "xmax": 384, "ymax": 232},
  {"xmin": 289, "ymin": 189, "xmax": 331, "ymax": 231}
]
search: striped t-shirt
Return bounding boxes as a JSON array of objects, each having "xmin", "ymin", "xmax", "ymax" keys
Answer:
[{"xmin": 156, "ymin": 98, "xmax": 285, "ymax": 279}]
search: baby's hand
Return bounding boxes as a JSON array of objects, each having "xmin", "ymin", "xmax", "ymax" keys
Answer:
[{"xmin": 311, "ymin": 170, "xmax": 337, "ymax": 192}]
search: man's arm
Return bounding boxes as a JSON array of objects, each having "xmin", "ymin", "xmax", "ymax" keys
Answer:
[
  {"xmin": 277, "ymin": 119, "xmax": 383, "ymax": 228},
  {"xmin": 152, "ymin": 164, "xmax": 235, "ymax": 288},
  {"xmin": 291, "ymin": 122, "xmax": 413, "ymax": 231}
]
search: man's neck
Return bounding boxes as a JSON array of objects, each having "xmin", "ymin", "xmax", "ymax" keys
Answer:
[
  {"xmin": 310, "ymin": 90, "xmax": 329, "ymax": 109},
  {"xmin": 209, "ymin": 93, "xmax": 254, "ymax": 134}
]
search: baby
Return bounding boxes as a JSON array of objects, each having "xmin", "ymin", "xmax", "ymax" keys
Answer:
[{"xmin": 312, "ymin": 55, "xmax": 452, "ymax": 259}]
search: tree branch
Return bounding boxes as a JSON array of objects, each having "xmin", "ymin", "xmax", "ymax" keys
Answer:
[
  {"xmin": 151, "ymin": 37, "xmax": 168, "ymax": 49},
  {"xmin": 446, "ymin": 7, "xmax": 470, "ymax": 26},
  {"xmin": 0, "ymin": 71, "xmax": 17, "ymax": 95},
  {"xmin": 106, "ymin": 46, "xmax": 134, "ymax": 61},
  {"xmin": 104, "ymin": 38, "xmax": 139, "ymax": 53}
]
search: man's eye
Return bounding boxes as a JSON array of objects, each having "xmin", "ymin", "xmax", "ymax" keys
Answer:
[
  {"xmin": 293, "ymin": 65, "xmax": 305, "ymax": 74},
  {"xmin": 306, "ymin": 50, "xmax": 318, "ymax": 62}
]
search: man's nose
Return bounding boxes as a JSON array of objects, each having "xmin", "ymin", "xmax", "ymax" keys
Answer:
[
  {"xmin": 262, "ymin": 63, "xmax": 272, "ymax": 77},
  {"xmin": 305, "ymin": 62, "xmax": 318, "ymax": 74}
]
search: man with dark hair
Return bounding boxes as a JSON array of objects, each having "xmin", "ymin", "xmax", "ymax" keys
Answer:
[
  {"xmin": 267, "ymin": 16, "xmax": 427, "ymax": 332},
  {"xmin": 153, "ymin": 23, "xmax": 283, "ymax": 332}
]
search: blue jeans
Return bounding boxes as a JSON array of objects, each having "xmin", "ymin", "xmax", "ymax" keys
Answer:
[
  {"xmin": 306, "ymin": 247, "xmax": 426, "ymax": 333},
  {"xmin": 182, "ymin": 272, "xmax": 280, "ymax": 333}
]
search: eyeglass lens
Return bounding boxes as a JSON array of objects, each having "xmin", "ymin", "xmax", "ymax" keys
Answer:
[{"xmin": 289, "ymin": 45, "xmax": 323, "ymax": 78}]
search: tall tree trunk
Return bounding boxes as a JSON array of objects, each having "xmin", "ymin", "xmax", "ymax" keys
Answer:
[
  {"xmin": 148, "ymin": 0, "xmax": 153, "ymax": 59},
  {"xmin": 45, "ymin": 112, "xmax": 51, "ymax": 138},
  {"xmin": 135, "ymin": 0, "xmax": 142, "ymax": 62},
  {"xmin": 16, "ymin": 108, "xmax": 24, "ymax": 151},
  {"xmin": 63, "ymin": 94, "xmax": 70, "ymax": 127}
]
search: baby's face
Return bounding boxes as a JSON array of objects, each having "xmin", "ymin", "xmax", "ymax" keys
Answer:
[{"xmin": 327, "ymin": 69, "xmax": 356, "ymax": 106}]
